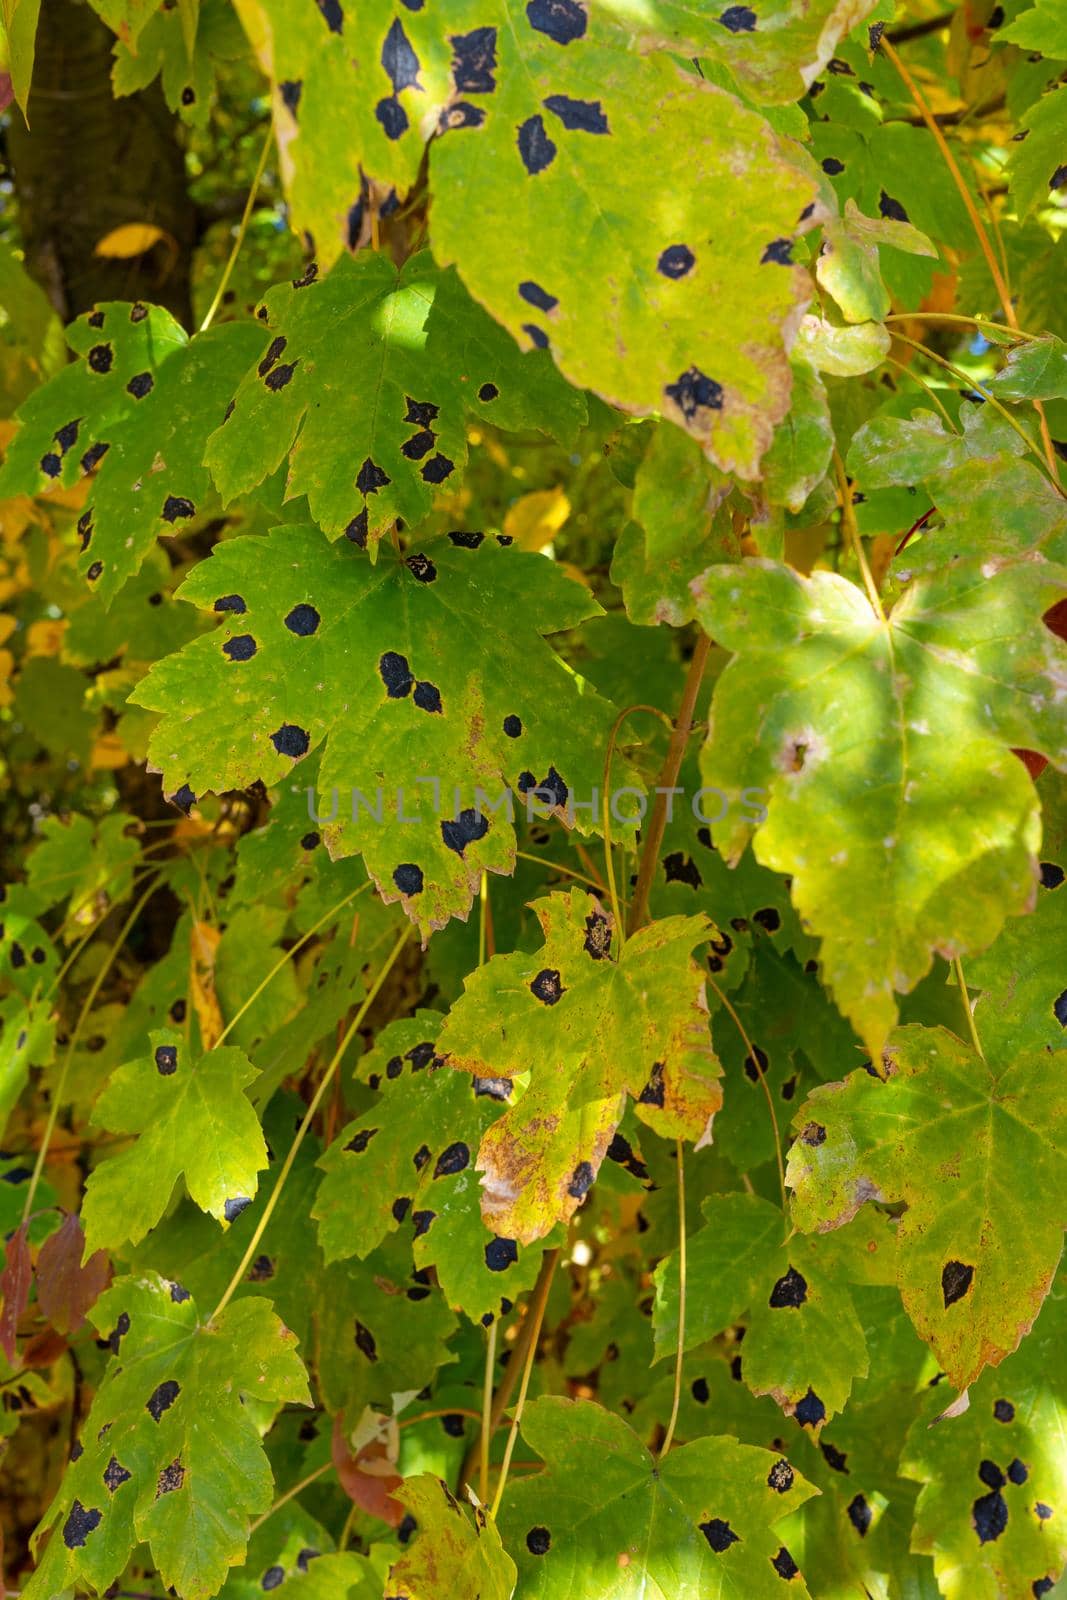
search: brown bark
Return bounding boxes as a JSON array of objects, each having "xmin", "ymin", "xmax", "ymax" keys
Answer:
[{"xmin": 6, "ymin": 0, "xmax": 194, "ymax": 326}]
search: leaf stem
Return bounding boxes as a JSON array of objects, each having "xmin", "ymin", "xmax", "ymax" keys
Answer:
[
  {"xmin": 601, "ymin": 703, "xmax": 673, "ymax": 950},
  {"xmin": 658, "ymin": 1138, "xmax": 687, "ymax": 1458},
  {"xmin": 199, "ymin": 120, "xmax": 274, "ymax": 333},
  {"xmin": 216, "ymin": 881, "xmax": 369, "ymax": 1050},
  {"xmin": 707, "ymin": 974, "xmax": 788, "ymax": 1213},
  {"xmin": 489, "ymin": 1246, "xmax": 560, "ymax": 1519},
  {"xmin": 459, "ymin": 1246, "xmax": 552, "ymax": 1492},
  {"xmin": 834, "ymin": 449, "xmax": 886, "ymax": 621},
  {"xmin": 881, "ymin": 38, "xmax": 1061, "ymax": 484},
  {"xmin": 248, "ymin": 1461, "xmax": 334, "ymax": 1534},
  {"xmin": 209, "ymin": 923, "xmax": 410, "ymax": 1322},
  {"xmin": 889, "ymin": 332, "xmax": 1059, "ymax": 484},
  {"xmin": 884, "ymin": 312, "xmax": 1038, "ymax": 340},
  {"xmin": 953, "ymin": 956, "xmax": 985, "ymax": 1059},
  {"xmin": 22, "ymin": 872, "xmax": 164, "ymax": 1227},
  {"xmin": 480, "ymin": 1318, "xmax": 498, "ymax": 1504},
  {"xmin": 628, "ymin": 634, "xmax": 712, "ymax": 936}
]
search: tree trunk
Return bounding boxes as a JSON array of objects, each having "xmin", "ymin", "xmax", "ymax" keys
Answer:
[{"xmin": 6, "ymin": 0, "xmax": 195, "ymax": 326}]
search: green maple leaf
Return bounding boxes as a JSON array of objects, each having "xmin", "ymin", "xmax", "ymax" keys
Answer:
[
  {"xmin": 386, "ymin": 1475, "xmax": 516, "ymax": 1600},
  {"xmin": 315, "ymin": 1015, "xmax": 549, "ymax": 1321},
  {"xmin": 131, "ymin": 525, "xmax": 622, "ymax": 933},
  {"xmin": 0, "ymin": 302, "xmax": 261, "ymax": 601},
  {"xmin": 900, "ymin": 1277, "xmax": 1067, "ymax": 1600},
  {"xmin": 498, "ymin": 1396, "xmax": 816, "ymax": 1597},
  {"xmin": 693, "ymin": 552, "xmax": 1067, "ymax": 1055},
  {"xmin": 437, "ymin": 889, "xmax": 719, "ymax": 1243},
  {"xmin": 1008, "ymin": 90, "xmax": 1066, "ymax": 221},
  {"xmin": 22, "ymin": 1272, "xmax": 309, "ymax": 1600},
  {"xmin": 25, "ymin": 811, "xmax": 140, "ymax": 920},
  {"xmin": 787, "ymin": 1023, "xmax": 1067, "ymax": 1389},
  {"xmin": 970, "ymin": 873, "xmax": 1067, "ymax": 1059},
  {"xmin": 653, "ymin": 1193, "xmax": 869, "ymax": 1428},
  {"xmin": 0, "ymin": 885, "xmax": 59, "ymax": 997},
  {"xmin": 203, "ymin": 252, "xmax": 585, "ymax": 551},
  {"xmin": 81, "ymin": 1026, "xmax": 269, "ymax": 1253},
  {"xmin": 610, "ymin": 422, "xmax": 737, "ymax": 627}
]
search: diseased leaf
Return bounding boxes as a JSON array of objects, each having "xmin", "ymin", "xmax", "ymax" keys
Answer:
[
  {"xmin": 653, "ymin": 1193, "xmax": 869, "ymax": 1427},
  {"xmin": 132, "ymin": 526, "xmax": 624, "ymax": 933},
  {"xmin": 787, "ymin": 1024, "xmax": 1067, "ymax": 1389},
  {"xmin": 204, "ymin": 254, "xmax": 584, "ymax": 551},
  {"xmin": 386, "ymin": 1474, "xmax": 516, "ymax": 1600},
  {"xmin": 21, "ymin": 1274, "xmax": 309, "ymax": 1600},
  {"xmin": 81, "ymin": 1026, "xmax": 269, "ymax": 1252},
  {"xmin": 315, "ymin": 1015, "xmax": 548, "ymax": 1321},
  {"xmin": 438, "ymin": 889, "xmax": 719, "ymax": 1242},
  {"xmin": 499, "ymin": 1396, "xmax": 817, "ymax": 1598},
  {"xmin": 693, "ymin": 551, "xmax": 1067, "ymax": 1054}
]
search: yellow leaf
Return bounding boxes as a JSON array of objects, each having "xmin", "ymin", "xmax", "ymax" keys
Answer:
[
  {"xmin": 25, "ymin": 618, "xmax": 67, "ymax": 658},
  {"xmin": 94, "ymin": 223, "xmax": 168, "ymax": 259},
  {"xmin": 503, "ymin": 486, "xmax": 571, "ymax": 552},
  {"xmin": 190, "ymin": 920, "xmax": 223, "ymax": 1051},
  {"xmin": 89, "ymin": 730, "xmax": 130, "ymax": 771}
]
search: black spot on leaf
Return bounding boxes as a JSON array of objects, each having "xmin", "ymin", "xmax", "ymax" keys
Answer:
[
  {"xmin": 639, "ymin": 1060, "xmax": 666, "ymax": 1107},
  {"xmin": 441, "ymin": 808, "xmax": 490, "ymax": 856},
  {"xmin": 658, "ymin": 244, "xmax": 695, "ymax": 279},
  {"xmin": 156, "ymin": 1459, "xmax": 185, "ymax": 1495},
  {"xmin": 768, "ymin": 1459, "xmax": 794, "ymax": 1493},
  {"xmin": 942, "ymin": 1259, "xmax": 975, "ymax": 1307},
  {"xmin": 692, "ymin": 1376, "xmax": 710, "ymax": 1403},
  {"xmin": 1040, "ymin": 861, "xmax": 1065, "ymax": 888},
  {"xmin": 406, "ymin": 551, "xmax": 437, "ymax": 581},
  {"xmin": 81, "ymin": 441, "xmax": 109, "ymax": 473},
  {"xmin": 421, "ymin": 453, "xmax": 455, "ymax": 483},
  {"xmin": 265, "ymin": 361, "xmax": 297, "ymax": 391},
  {"xmin": 271, "ymin": 724, "xmax": 310, "ymax": 758},
  {"xmin": 1008, "ymin": 1458, "xmax": 1029, "ymax": 1484},
  {"xmin": 413, "ymin": 676, "xmax": 442, "ymax": 711},
  {"xmin": 794, "ymin": 1388, "xmax": 825, "ymax": 1427},
  {"xmin": 1035, "ymin": 1502, "xmax": 1053, "ymax": 1520},
  {"xmin": 762, "ymin": 238, "xmax": 794, "ymax": 265},
  {"xmin": 720, "ymin": 3, "xmax": 757, "ymax": 26},
  {"xmin": 477, "ymin": 382, "xmax": 499, "ymax": 402},
  {"xmin": 412, "ymin": 1208, "xmax": 435, "ymax": 1236},
  {"xmin": 526, "ymin": 1525, "xmax": 552, "ymax": 1554},
  {"xmin": 380, "ymin": 651, "xmax": 414, "ymax": 697},
  {"xmin": 530, "ymin": 968, "xmax": 564, "ymax": 1005},
  {"xmin": 300, "ymin": 831, "xmax": 320, "ymax": 850},
  {"xmin": 994, "ymin": 1398, "xmax": 1015, "ymax": 1422},
  {"xmin": 155, "ymin": 1044, "xmax": 178, "ymax": 1076},
  {"xmin": 315, "ymin": 0, "xmax": 343, "ymax": 29},
  {"xmin": 103, "ymin": 1455, "xmax": 132, "ymax": 1492},
  {"xmin": 88, "ymin": 344, "xmax": 113, "ymax": 374},
  {"xmin": 526, "ymin": 0, "xmax": 586, "ymax": 42},
  {"xmin": 258, "ymin": 336, "xmax": 288, "ymax": 377},
  {"xmin": 88, "ymin": 310, "xmax": 105, "ymax": 328},
  {"xmin": 664, "ymin": 851, "xmax": 702, "ymax": 889},
  {"xmin": 354, "ymin": 1320, "xmax": 378, "ymax": 1361},
  {"xmin": 822, "ymin": 156, "xmax": 845, "ymax": 175},
  {"xmin": 392, "ymin": 1196, "xmax": 411, "ymax": 1222},
  {"xmin": 1051, "ymin": 165, "xmax": 1067, "ymax": 190},
  {"xmin": 224, "ymin": 1196, "xmax": 251, "ymax": 1221},
  {"xmin": 377, "ymin": 95, "xmax": 409, "ymax": 138},
  {"xmin": 393, "ymin": 864, "xmax": 424, "ymax": 896},
  {"xmin": 847, "ymin": 1493, "xmax": 872, "ymax": 1536},
  {"xmin": 753, "ymin": 907, "xmax": 781, "ymax": 932},
  {"xmin": 973, "ymin": 1488, "xmax": 1008, "ymax": 1543},
  {"xmin": 769, "ymin": 1266, "xmax": 808, "ymax": 1308},
  {"xmin": 485, "ymin": 1236, "xmax": 518, "ymax": 1271},
  {"xmin": 800, "ymin": 1122, "xmax": 826, "ymax": 1146},
  {"xmin": 523, "ymin": 323, "xmax": 549, "ymax": 348},
  {"xmin": 744, "ymin": 1046, "xmax": 769, "ymax": 1082},
  {"xmin": 441, "ymin": 100, "xmax": 486, "ymax": 130},
  {"xmin": 980, "ymin": 1460, "xmax": 1006, "ymax": 1489},
  {"xmin": 214, "ymin": 594, "xmax": 247, "ymax": 613},
  {"xmin": 87, "ymin": 560, "xmax": 104, "ymax": 582},
  {"xmin": 55, "ymin": 420, "xmax": 79, "ymax": 451},
  {"xmin": 820, "ymin": 1439, "xmax": 848, "ymax": 1472},
  {"xmin": 108, "ymin": 1310, "xmax": 131, "ymax": 1353},
  {"xmin": 517, "ymin": 114, "xmax": 557, "ymax": 174},
  {"xmin": 162, "ymin": 495, "xmax": 195, "ymax": 522},
  {"xmin": 879, "ymin": 191, "xmax": 909, "ymax": 222},
  {"xmin": 450, "ymin": 529, "xmax": 485, "ymax": 546},
  {"xmin": 345, "ymin": 1127, "xmax": 378, "ymax": 1154},
  {"xmin": 771, "ymin": 1546, "xmax": 799, "ymax": 1579},
  {"xmin": 567, "ymin": 1160, "xmax": 595, "ymax": 1198},
  {"xmin": 284, "ymin": 602, "xmax": 320, "ymax": 635},
  {"xmin": 280, "ymin": 79, "xmax": 302, "ymax": 113},
  {"xmin": 665, "ymin": 366, "xmax": 723, "ymax": 419},
  {"xmin": 519, "ymin": 279, "xmax": 559, "ymax": 312},
  {"xmin": 382, "ymin": 17, "xmax": 422, "ymax": 91},
  {"xmin": 401, "ymin": 429, "xmax": 436, "ymax": 460},
  {"xmin": 146, "ymin": 1380, "xmax": 180, "ymax": 1421},
  {"xmin": 223, "ymin": 634, "xmax": 257, "ymax": 662},
  {"xmin": 262, "ymin": 1567, "xmax": 285, "ymax": 1591},
  {"xmin": 583, "ymin": 910, "xmax": 612, "ymax": 960},
  {"xmin": 248, "ymin": 1254, "xmax": 275, "ymax": 1281},
  {"xmin": 345, "ymin": 510, "xmax": 369, "ymax": 544},
  {"xmin": 434, "ymin": 1142, "xmax": 470, "ymax": 1178},
  {"xmin": 62, "ymin": 1500, "xmax": 102, "ymax": 1548},
  {"xmin": 1054, "ymin": 989, "xmax": 1067, "ymax": 1026},
  {"xmin": 413, "ymin": 1144, "xmax": 431, "ymax": 1170},
  {"xmin": 542, "ymin": 94, "xmax": 608, "ymax": 134},
  {"xmin": 702, "ymin": 1518, "xmax": 740, "ymax": 1551},
  {"xmin": 451, "ymin": 26, "xmax": 497, "ymax": 92},
  {"xmin": 357, "ymin": 458, "xmax": 390, "ymax": 495}
]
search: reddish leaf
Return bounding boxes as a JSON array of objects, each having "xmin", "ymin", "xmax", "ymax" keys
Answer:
[
  {"xmin": 0, "ymin": 1224, "xmax": 32, "ymax": 1364},
  {"xmin": 331, "ymin": 1414, "xmax": 405, "ymax": 1527},
  {"xmin": 35, "ymin": 1214, "xmax": 110, "ymax": 1335}
]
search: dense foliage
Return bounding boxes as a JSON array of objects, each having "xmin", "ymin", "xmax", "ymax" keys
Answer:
[{"xmin": 0, "ymin": 0, "xmax": 1065, "ymax": 1595}]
